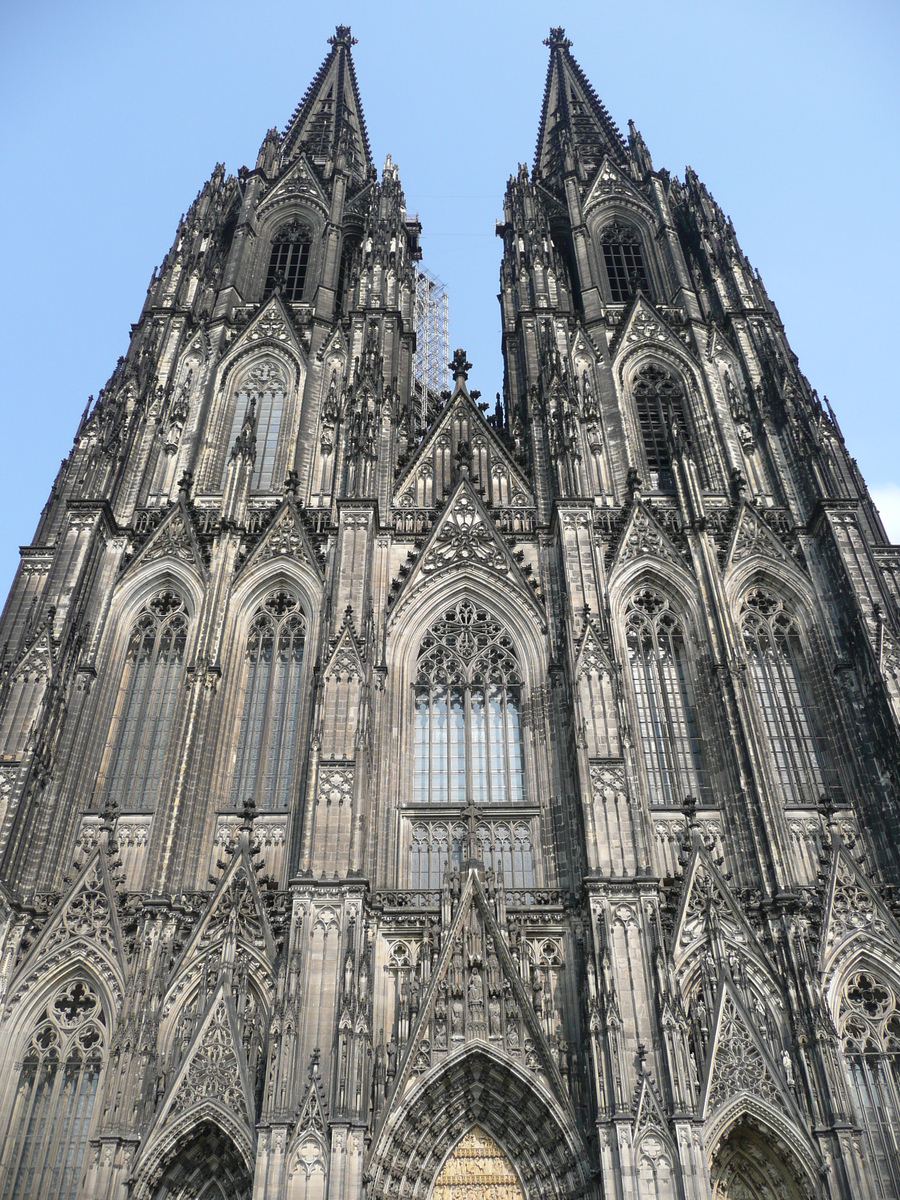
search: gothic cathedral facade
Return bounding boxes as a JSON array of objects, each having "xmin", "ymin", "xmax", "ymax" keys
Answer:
[{"xmin": 0, "ymin": 25, "xmax": 899, "ymax": 1200}]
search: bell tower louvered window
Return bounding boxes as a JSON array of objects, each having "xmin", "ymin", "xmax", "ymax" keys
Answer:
[
  {"xmin": 740, "ymin": 589, "xmax": 825, "ymax": 805},
  {"xmin": 625, "ymin": 589, "xmax": 704, "ymax": 806},
  {"xmin": 265, "ymin": 218, "xmax": 312, "ymax": 302},
  {"xmin": 413, "ymin": 601, "xmax": 524, "ymax": 807},
  {"xmin": 599, "ymin": 220, "xmax": 649, "ymax": 302},
  {"xmin": 633, "ymin": 363, "xmax": 689, "ymax": 492},
  {"xmin": 230, "ymin": 591, "xmax": 306, "ymax": 810},
  {"xmin": 0, "ymin": 981, "xmax": 105, "ymax": 1200},
  {"xmin": 106, "ymin": 591, "xmax": 187, "ymax": 811}
]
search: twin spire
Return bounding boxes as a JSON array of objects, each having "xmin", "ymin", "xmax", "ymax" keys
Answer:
[{"xmin": 280, "ymin": 26, "xmax": 624, "ymax": 191}]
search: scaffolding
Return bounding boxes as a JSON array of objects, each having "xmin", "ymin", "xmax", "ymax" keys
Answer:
[{"xmin": 413, "ymin": 267, "xmax": 450, "ymax": 435}]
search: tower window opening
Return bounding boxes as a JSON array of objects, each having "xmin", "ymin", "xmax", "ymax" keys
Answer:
[
  {"xmin": 106, "ymin": 590, "xmax": 188, "ymax": 812},
  {"xmin": 740, "ymin": 589, "xmax": 826, "ymax": 805},
  {"xmin": 625, "ymin": 589, "xmax": 705, "ymax": 806},
  {"xmin": 413, "ymin": 600, "xmax": 524, "ymax": 807},
  {"xmin": 266, "ymin": 219, "xmax": 312, "ymax": 302},
  {"xmin": 600, "ymin": 220, "xmax": 649, "ymax": 302},
  {"xmin": 231, "ymin": 590, "xmax": 306, "ymax": 811},
  {"xmin": 633, "ymin": 363, "xmax": 689, "ymax": 492}
]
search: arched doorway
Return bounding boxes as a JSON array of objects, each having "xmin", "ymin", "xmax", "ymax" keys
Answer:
[
  {"xmin": 432, "ymin": 1128, "xmax": 524, "ymax": 1200},
  {"xmin": 149, "ymin": 1120, "xmax": 253, "ymax": 1200},
  {"xmin": 710, "ymin": 1116, "xmax": 815, "ymax": 1200}
]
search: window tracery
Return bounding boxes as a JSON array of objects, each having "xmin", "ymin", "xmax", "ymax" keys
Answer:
[
  {"xmin": 266, "ymin": 217, "xmax": 312, "ymax": 302},
  {"xmin": 106, "ymin": 590, "xmax": 187, "ymax": 811},
  {"xmin": 225, "ymin": 360, "xmax": 289, "ymax": 492},
  {"xmin": 0, "ymin": 981, "xmax": 106, "ymax": 1200},
  {"xmin": 624, "ymin": 589, "xmax": 704, "ymax": 806},
  {"xmin": 632, "ymin": 364, "xmax": 689, "ymax": 492},
  {"xmin": 599, "ymin": 220, "xmax": 649, "ymax": 302},
  {"xmin": 839, "ymin": 971, "xmax": 900, "ymax": 1195},
  {"xmin": 413, "ymin": 601, "xmax": 524, "ymax": 806},
  {"xmin": 740, "ymin": 589, "xmax": 825, "ymax": 805},
  {"xmin": 231, "ymin": 590, "xmax": 306, "ymax": 811},
  {"xmin": 410, "ymin": 819, "xmax": 534, "ymax": 895}
]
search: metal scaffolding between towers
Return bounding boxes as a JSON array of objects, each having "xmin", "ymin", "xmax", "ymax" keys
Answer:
[{"xmin": 414, "ymin": 267, "xmax": 450, "ymax": 433}]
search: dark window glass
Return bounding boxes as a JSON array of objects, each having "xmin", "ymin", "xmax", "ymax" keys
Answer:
[
  {"xmin": 265, "ymin": 219, "xmax": 312, "ymax": 302},
  {"xmin": 633, "ymin": 364, "xmax": 689, "ymax": 492},
  {"xmin": 600, "ymin": 221, "xmax": 649, "ymax": 302}
]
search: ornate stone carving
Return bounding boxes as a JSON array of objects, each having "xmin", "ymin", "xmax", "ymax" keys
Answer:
[
  {"xmin": 421, "ymin": 491, "xmax": 508, "ymax": 576},
  {"xmin": 706, "ymin": 993, "xmax": 784, "ymax": 1114}
]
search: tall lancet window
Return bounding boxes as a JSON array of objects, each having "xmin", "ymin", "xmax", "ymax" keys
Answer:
[
  {"xmin": 106, "ymin": 591, "xmax": 187, "ymax": 811},
  {"xmin": 740, "ymin": 589, "xmax": 825, "ymax": 805},
  {"xmin": 839, "ymin": 971, "xmax": 900, "ymax": 1196},
  {"xmin": 265, "ymin": 218, "xmax": 312, "ymax": 302},
  {"xmin": 225, "ymin": 361, "xmax": 288, "ymax": 492},
  {"xmin": 0, "ymin": 981, "xmax": 105, "ymax": 1200},
  {"xmin": 599, "ymin": 220, "xmax": 649, "ymax": 302},
  {"xmin": 633, "ymin": 364, "xmax": 689, "ymax": 492},
  {"xmin": 625, "ymin": 589, "xmax": 704, "ymax": 806},
  {"xmin": 231, "ymin": 591, "xmax": 306, "ymax": 811},
  {"xmin": 413, "ymin": 600, "xmax": 525, "ymax": 806}
]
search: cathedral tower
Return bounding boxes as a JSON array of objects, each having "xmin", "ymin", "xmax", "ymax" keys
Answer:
[{"xmin": 0, "ymin": 25, "xmax": 898, "ymax": 1200}]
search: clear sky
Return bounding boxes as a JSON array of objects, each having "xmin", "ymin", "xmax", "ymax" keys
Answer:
[{"xmin": 0, "ymin": 0, "xmax": 897, "ymax": 596}]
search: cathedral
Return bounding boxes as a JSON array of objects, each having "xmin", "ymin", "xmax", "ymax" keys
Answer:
[{"xmin": 1, "ymin": 23, "xmax": 900, "ymax": 1200}]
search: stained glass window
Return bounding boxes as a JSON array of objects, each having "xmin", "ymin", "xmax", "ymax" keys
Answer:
[
  {"xmin": 231, "ymin": 591, "xmax": 306, "ymax": 810},
  {"xmin": 106, "ymin": 591, "xmax": 187, "ymax": 811},
  {"xmin": 413, "ymin": 601, "xmax": 524, "ymax": 807},
  {"xmin": 740, "ymin": 589, "xmax": 825, "ymax": 805},
  {"xmin": 0, "ymin": 982, "xmax": 105, "ymax": 1200},
  {"xmin": 625, "ymin": 589, "xmax": 704, "ymax": 806}
]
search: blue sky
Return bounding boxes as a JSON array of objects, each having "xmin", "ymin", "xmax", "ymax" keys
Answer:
[{"xmin": 0, "ymin": 0, "xmax": 898, "ymax": 595}]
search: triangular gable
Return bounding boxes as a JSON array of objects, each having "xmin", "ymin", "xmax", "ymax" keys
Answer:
[
  {"xmin": 236, "ymin": 497, "xmax": 323, "ymax": 581},
  {"xmin": 323, "ymin": 621, "xmax": 365, "ymax": 682},
  {"xmin": 700, "ymin": 981, "xmax": 796, "ymax": 1120},
  {"xmin": 672, "ymin": 844, "xmax": 763, "ymax": 968},
  {"xmin": 9, "ymin": 848, "xmax": 126, "ymax": 1005},
  {"xmin": 126, "ymin": 500, "xmax": 206, "ymax": 578},
  {"xmin": 818, "ymin": 843, "xmax": 900, "ymax": 972},
  {"xmin": 393, "ymin": 389, "xmax": 533, "ymax": 510},
  {"xmin": 259, "ymin": 153, "xmax": 329, "ymax": 215},
  {"xmin": 315, "ymin": 323, "xmax": 349, "ymax": 365},
  {"xmin": 583, "ymin": 154, "xmax": 652, "ymax": 214},
  {"xmin": 575, "ymin": 622, "xmax": 613, "ymax": 679},
  {"xmin": 391, "ymin": 480, "xmax": 541, "ymax": 612},
  {"xmin": 296, "ymin": 1076, "xmax": 329, "ymax": 1135},
  {"xmin": 169, "ymin": 842, "xmax": 276, "ymax": 984},
  {"xmin": 12, "ymin": 624, "xmax": 54, "ymax": 683},
  {"xmin": 611, "ymin": 293, "xmax": 690, "ymax": 361},
  {"xmin": 633, "ymin": 1071, "xmax": 670, "ymax": 1138},
  {"xmin": 230, "ymin": 293, "xmax": 305, "ymax": 360},
  {"xmin": 151, "ymin": 982, "xmax": 255, "ymax": 1134},
  {"xmin": 381, "ymin": 870, "xmax": 572, "ymax": 1119},
  {"xmin": 611, "ymin": 500, "xmax": 682, "ymax": 572},
  {"xmin": 726, "ymin": 503, "xmax": 796, "ymax": 571}
]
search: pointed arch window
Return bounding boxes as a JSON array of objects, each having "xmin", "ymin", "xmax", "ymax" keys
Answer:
[
  {"xmin": 225, "ymin": 361, "xmax": 288, "ymax": 492},
  {"xmin": 625, "ymin": 589, "xmax": 704, "ymax": 806},
  {"xmin": 266, "ymin": 218, "xmax": 312, "ymax": 302},
  {"xmin": 231, "ymin": 590, "xmax": 306, "ymax": 810},
  {"xmin": 599, "ymin": 220, "xmax": 649, "ymax": 303},
  {"xmin": 839, "ymin": 971, "xmax": 900, "ymax": 1195},
  {"xmin": 0, "ymin": 981, "xmax": 105, "ymax": 1200},
  {"xmin": 633, "ymin": 364, "xmax": 689, "ymax": 492},
  {"xmin": 413, "ymin": 601, "xmax": 525, "ymax": 806},
  {"xmin": 740, "ymin": 590, "xmax": 826, "ymax": 805},
  {"xmin": 106, "ymin": 591, "xmax": 187, "ymax": 811}
]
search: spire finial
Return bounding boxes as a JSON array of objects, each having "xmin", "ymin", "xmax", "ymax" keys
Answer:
[
  {"xmin": 544, "ymin": 27, "xmax": 572, "ymax": 50},
  {"xmin": 329, "ymin": 24, "xmax": 357, "ymax": 47},
  {"xmin": 450, "ymin": 349, "xmax": 472, "ymax": 384}
]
